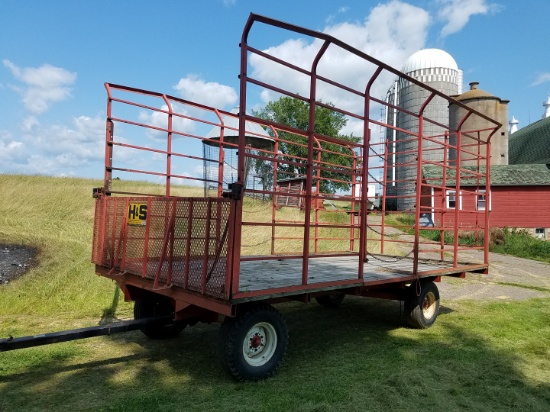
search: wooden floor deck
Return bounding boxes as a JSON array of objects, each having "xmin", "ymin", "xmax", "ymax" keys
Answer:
[
  {"xmin": 238, "ymin": 254, "xmax": 487, "ymax": 294},
  {"xmin": 112, "ymin": 253, "xmax": 487, "ymax": 301}
]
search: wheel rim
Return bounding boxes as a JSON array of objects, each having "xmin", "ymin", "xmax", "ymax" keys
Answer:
[
  {"xmin": 242, "ymin": 322, "xmax": 278, "ymax": 367},
  {"xmin": 422, "ymin": 291, "xmax": 437, "ymax": 319}
]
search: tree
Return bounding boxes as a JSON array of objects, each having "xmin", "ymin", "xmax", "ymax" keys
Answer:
[{"xmin": 254, "ymin": 96, "xmax": 360, "ymax": 193}]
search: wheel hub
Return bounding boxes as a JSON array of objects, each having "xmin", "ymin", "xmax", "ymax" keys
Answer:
[
  {"xmin": 250, "ymin": 334, "xmax": 263, "ymax": 349},
  {"xmin": 242, "ymin": 322, "xmax": 278, "ymax": 367},
  {"xmin": 422, "ymin": 291, "xmax": 437, "ymax": 318}
]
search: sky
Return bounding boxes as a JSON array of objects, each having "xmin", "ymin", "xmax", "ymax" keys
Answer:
[{"xmin": 1, "ymin": 0, "xmax": 549, "ymax": 179}]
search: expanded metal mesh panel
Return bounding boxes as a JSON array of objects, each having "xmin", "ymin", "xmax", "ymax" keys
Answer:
[
  {"xmin": 92, "ymin": 197, "xmax": 128, "ymax": 268},
  {"xmin": 92, "ymin": 196, "xmax": 231, "ymax": 298},
  {"xmin": 91, "ymin": 197, "xmax": 105, "ymax": 264}
]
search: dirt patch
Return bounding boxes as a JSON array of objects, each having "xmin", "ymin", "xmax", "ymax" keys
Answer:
[{"xmin": 0, "ymin": 244, "xmax": 38, "ymax": 284}]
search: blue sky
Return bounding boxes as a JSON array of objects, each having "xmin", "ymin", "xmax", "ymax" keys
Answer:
[{"xmin": 1, "ymin": 0, "xmax": 549, "ymax": 179}]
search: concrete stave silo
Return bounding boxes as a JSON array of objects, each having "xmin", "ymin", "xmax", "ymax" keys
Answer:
[
  {"xmin": 449, "ymin": 82, "xmax": 509, "ymax": 166},
  {"xmin": 386, "ymin": 49, "xmax": 462, "ymax": 210}
]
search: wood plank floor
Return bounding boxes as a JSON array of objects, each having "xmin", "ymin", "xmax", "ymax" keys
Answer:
[
  {"xmin": 237, "ymin": 254, "xmax": 484, "ymax": 293},
  {"xmin": 118, "ymin": 253, "xmax": 487, "ymax": 298}
]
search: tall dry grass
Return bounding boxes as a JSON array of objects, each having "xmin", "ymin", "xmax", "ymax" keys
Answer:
[
  {"xmin": 0, "ymin": 175, "xmax": 398, "ymax": 320},
  {"xmin": 1, "ymin": 175, "xmax": 110, "ymax": 317}
]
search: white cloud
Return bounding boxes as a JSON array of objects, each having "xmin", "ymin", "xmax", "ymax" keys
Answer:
[
  {"xmin": 1, "ymin": 2, "xmax": 499, "ymax": 179},
  {"xmin": 325, "ymin": 6, "xmax": 350, "ymax": 24},
  {"xmin": 0, "ymin": 115, "xmax": 105, "ymax": 176},
  {"xmin": 0, "ymin": 130, "xmax": 25, "ymax": 165},
  {"xmin": 248, "ymin": 1, "xmax": 431, "ymax": 120},
  {"xmin": 246, "ymin": 0, "xmax": 505, "ymax": 123},
  {"xmin": 22, "ymin": 116, "xmax": 40, "ymax": 132},
  {"xmin": 138, "ymin": 103, "xmax": 197, "ymax": 140},
  {"xmin": 250, "ymin": 38, "xmax": 318, "ymax": 98},
  {"xmin": 3, "ymin": 60, "xmax": 77, "ymax": 114},
  {"xmin": 437, "ymin": 0, "xmax": 501, "ymax": 37},
  {"xmin": 361, "ymin": 1, "xmax": 430, "ymax": 62},
  {"xmin": 173, "ymin": 75, "xmax": 238, "ymax": 109},
  {"xmin": 532, "ymin": 73, "xmax": 550, "ymax": 86},
  {"xmin": 260, "ymin": 89, "xmax": 275, "ymax": 105}
]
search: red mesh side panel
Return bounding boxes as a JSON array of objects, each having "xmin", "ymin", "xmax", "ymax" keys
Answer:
[
  {"xmin": 92, "ymin": 196, "xmax": 231, "ymax": 299},
  {"xmin": 122, "ymin": 197, "xmax": 150, "ymax": 276},
  {"xmin": 181, "ymin": 199, "xmax": 230, "ymax": 296},
  {"xmin": 92, "ymin": 196, "xmax": 127, "ymax": 267},
  {"xmin": 91, "ymin": 197, "xmax": 105, "ymax": 264},
  {"xmin": 140, "ymin": 198, "xmax": 177, "ymax": 284}
]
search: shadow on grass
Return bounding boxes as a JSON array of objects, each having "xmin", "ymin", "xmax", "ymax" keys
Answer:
[
  {"xmin": 1, "ymin": 298, "xmax": 549, "ymax": 411},
  {"xmin": 99, "ymin": 285, "xmax": 120, "ymax": 325}
]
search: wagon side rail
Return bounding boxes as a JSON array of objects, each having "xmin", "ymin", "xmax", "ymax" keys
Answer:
[{"xmin": 232, "ymin": 13, "xmax": 500, "ymax": 293}]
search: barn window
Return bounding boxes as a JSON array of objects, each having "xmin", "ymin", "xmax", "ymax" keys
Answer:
[
  {"xmin": 446, "ymin": 190, "xmax": 462, "ymax": 210},
  {"xmin": 535, "ymin": 228, "xmax": 546, "ymax": 239},
  {"xmin": 476, "ymin": 190, "xmax": 490, "ymax": 211}
]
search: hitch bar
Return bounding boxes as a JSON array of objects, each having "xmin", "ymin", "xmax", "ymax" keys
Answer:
[{"xmin": 0, "ymin": 315, "xmax": 175, "ymax": 352}]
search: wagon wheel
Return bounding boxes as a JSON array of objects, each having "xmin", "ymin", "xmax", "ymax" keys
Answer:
[
  {"xmin": 315, "ymin": 293, "xmax": 345, "ymax": 308},
  {"xmin": 405, "ymin": 280, "xmax": 440, "ymax": 329},
  {"xmin": 134, "ymin": 297, "xmax": 187, "ymax": 339},
  {"xmin": 218, "ymin": 303, "xmax": 289, "ymax": 381}
]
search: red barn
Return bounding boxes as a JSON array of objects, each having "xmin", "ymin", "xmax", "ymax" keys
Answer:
[{"xmin": 422, "ymin": 164, "xmax": 550, "ymax": 239}]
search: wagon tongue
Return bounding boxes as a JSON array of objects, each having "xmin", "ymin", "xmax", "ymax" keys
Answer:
[{"xmin": 0, "ymin": 316, "xmax": 173, "ymax": 352}]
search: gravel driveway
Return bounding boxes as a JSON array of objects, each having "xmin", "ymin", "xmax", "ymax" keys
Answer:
[
  {"xmin": 365, "ymin": 215, "xmax": 550, "ymax": 301},
  {"xmin": 439, "ymin": 251, "xmax": 550, "ymax": 301}
]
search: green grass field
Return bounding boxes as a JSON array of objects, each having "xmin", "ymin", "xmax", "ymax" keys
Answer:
[{"xmin": 1, "ymin": 175, "xmax": 549, "ymax": 411}]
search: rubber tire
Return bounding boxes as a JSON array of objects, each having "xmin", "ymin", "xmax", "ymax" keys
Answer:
[
  {"xmin": 405, "ymin": 281, "xmax": 440, "ymax": 329},
  {"xmin": 218, "ymin": 303, "xmax": 289, "ymax": 381},
  {"xmin": 134, "ymin": 298, "xmax": 186, "ymax": 339},
  {"xmin": 315, "ymin": 293, "xmax": 345, "ymax": 308}
]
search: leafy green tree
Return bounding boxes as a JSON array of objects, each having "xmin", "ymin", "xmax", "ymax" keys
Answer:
[{"xmin": 254, "ymin": 96, "xmax": 360, "ymax": 193}]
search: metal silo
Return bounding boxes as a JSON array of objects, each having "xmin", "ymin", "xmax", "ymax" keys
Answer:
[{"xmin": 449, "ymin": 82, "xmax": 509, "ymax": 166}]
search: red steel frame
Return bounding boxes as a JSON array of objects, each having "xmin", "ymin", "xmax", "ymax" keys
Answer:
[{"xmin": 92, "ymin": 14, "xmax": 501, "ymax": 317}]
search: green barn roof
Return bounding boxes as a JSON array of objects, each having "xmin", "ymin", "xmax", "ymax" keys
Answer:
[
  {"xmin": 509, "ymin": 116, "xmax": 550, "ymax": 164},
  {"xmin": 423, "ymin": 164, "xmax": 550, "ymax": 187}
]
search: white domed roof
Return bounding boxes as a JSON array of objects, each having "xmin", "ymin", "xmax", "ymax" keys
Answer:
[{"xmin": 402, "ymin": 49, "xmax": 458, "ymax": 74}]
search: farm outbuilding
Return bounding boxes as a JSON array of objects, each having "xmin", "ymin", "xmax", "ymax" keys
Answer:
[
  {"xmin": 275, "ymin": 176, "xmax": 307, "ymax": 208},
  {"xmin": 275, "ymin": 177, "xmax": 326, "ymax": 210},
  {"xmin": 422, "ymin": 164, "xmax": 550, "ymax": 239}
]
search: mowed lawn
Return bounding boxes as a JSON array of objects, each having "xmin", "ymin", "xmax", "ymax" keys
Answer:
[{"xmin": 1, "ymin": 175, "xmax": 549, "ymax": 411}]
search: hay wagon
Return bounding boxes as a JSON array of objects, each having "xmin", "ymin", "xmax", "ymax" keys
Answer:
[{"xmin": 2, "ymin": 14, "xmax": 500, "ymax": 381}]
